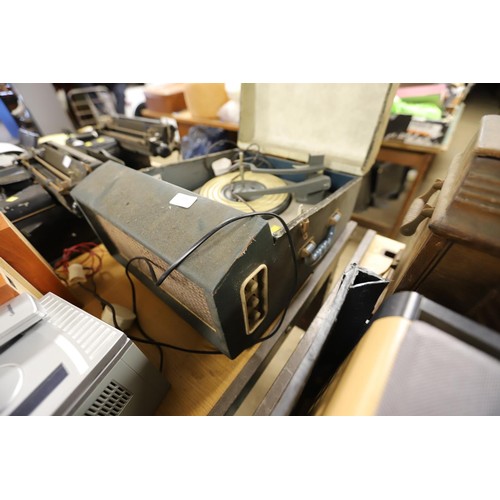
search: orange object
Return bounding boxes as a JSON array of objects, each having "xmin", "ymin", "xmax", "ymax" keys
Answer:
[
  {"xmin": 0, "ymin": 213, "xmax": 77, "ymax": 304},
  {"xmin": 0, "ymin": 274, "xmax": 19, "ymax": 305},
  {"xmin": 183, "ymin": 83, "xmax": 228, "ymax": 119},
  {"xmin": 144, "ymin": 83, "xmax": 186, "ymax": 114}
]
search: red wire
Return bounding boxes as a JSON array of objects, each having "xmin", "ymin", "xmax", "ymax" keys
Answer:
[{"xmin": 54, "ymin": 242, "xmax": 103, "ymax": 277}]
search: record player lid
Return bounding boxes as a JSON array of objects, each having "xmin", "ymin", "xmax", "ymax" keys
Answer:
[{"xmin": 238, "ymin": 84, "xmax": 396, "ymax": 176}]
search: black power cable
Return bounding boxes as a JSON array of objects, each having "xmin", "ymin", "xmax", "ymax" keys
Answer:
[
  {"xmin": 124, "ymin": 211, "xmax": 298, "ymax": 355},
  {"xmin": 78, "ymin": 282, "xmax": 166, "ymax": 370},
  {"xmin": 79, "ymin": 211, "xmax": 298, "ymax": 360},
  {"xmin": 155, "ymin": 212, "xmax": 297, "ymax": 287},
  {"xmin": 202, "ymin": 141, "xmax": 275, "ymax": 173},
  {"xmin": 124, "ymin": 257, "xmax": 222, "ymax": 355}
]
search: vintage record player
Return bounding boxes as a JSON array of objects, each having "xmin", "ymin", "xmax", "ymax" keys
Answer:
[{"xmin": 71, "ymin": 84, "xmax": 396, "ymax": 358}]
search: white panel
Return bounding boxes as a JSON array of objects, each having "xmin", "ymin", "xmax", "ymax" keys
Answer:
[
  {"xmin": 40, "ymin": 293, "xmax": 122, "ymax": 361},
  {"xmin": 238, "ymin": 83, "xmax": 396, "ymax": 175}
]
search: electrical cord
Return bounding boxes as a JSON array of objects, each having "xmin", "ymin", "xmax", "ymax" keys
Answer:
[
  {"xmin": 123, "ymin": 258, "xmax": 222, "ymax": 355},
  {"xmin": 202, "ymin": 139, "xmax": 239, "ymax": 172},
  {"xmin": 125, "ymin": 211, "xmax": 298, "ymax": 354},
  {"xmin": 78, "ymin": 282, "xmax": 166, "ymax": 370},
  {"xmin": 129, "ymin": 329, "xmax": 223, "ymax": 354},
  {"xmin": 242, "ymin": 143, "xmax": 275, "ymax": 170},
  {"xmin": 202, "ymin": 141, "xmax": 275, "ymax": 173},
  {"xmin": 78, "ymin": 283, "xmax": 119, "ymax": 328},
  {"xmin": 78, "ymin": 211, "xmax": 298, "ymax": 359},
  {"xmin": 55, "ymin": 242, "xmax": 103, "ymax": 278},
  {"xmin": 155, "ymin": 211, "xmax": 297, "ymax": 288},
  {"xmin": 124, "ymin": 257, "xmax": 222, "ymax": 354}
]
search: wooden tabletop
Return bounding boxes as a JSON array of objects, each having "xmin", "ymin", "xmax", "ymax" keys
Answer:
[
  {"xmin": 68, "ymin": 245, "xmax": 260, "ymax": 416},
  {"xmin": 63, "ymin": 222, "xmax": 399, "ymax": 416},
  {"xmin": 67, "ymin": 221, "xmax": 353, "ymax": 416},
  {"xmin": 142, "ymin": 108, "xmax": 239, "ymax": 132}
]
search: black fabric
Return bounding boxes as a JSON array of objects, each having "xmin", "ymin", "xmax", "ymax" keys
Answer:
[{"xmin": 291, "ymin": 268, "xmax": 388, "ymax": 415}]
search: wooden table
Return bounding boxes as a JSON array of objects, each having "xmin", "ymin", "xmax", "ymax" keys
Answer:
[
  {"xmin": 68, "ymin": 222, "xmax": 356, "ymax": 416},
  {"xmin": 352, "ymin": 104, "xmax": 465, "ymax": 238},
  {"xmin": 142, "ymin": 108, "xmax": 238, "ymax": 140},
  {"xmin": 352, "ymin": 146, "xmax": 434, "ymax": 238},
  {"xmin": 69, "ymin": 246, "xmax": 256, "ymax": 416}
]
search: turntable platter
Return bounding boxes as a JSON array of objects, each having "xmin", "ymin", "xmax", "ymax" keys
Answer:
[{"xmin": 199, "ymin": 171, "xmax": 291, "ymax": 214}]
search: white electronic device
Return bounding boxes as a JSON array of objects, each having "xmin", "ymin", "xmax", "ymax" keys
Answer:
[
  {"xmin": 0, "ymin": 293, "xmax": 47, "ymax": 348},
  {"xmin": 0, "ymin": 293, "xmax": 169, "ymax": 416}
]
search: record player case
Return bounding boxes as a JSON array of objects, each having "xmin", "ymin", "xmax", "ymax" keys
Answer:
[{"xmin": 71, "ymin": 84, "xmax": 396, "ymax": 358}]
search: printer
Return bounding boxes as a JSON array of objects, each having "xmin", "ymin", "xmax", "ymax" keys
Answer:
[{"xmin": 0, "ymin": 293, "xmax": 169, "ymax": 416}]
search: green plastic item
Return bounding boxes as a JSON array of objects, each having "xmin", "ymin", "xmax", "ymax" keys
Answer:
[{"xmin": 391, "ymin": 96, "xmax": 443, "ymax": 120}]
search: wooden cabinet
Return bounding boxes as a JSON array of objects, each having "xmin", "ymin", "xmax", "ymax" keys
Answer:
[{"xmin": 387, "ymin": 115, "xmax": 500, "ymax": 332}]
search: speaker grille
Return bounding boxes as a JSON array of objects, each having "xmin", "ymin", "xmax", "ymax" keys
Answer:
[
  {"xmin": 85, "ymin": 380, "xmax": 132, "ymax": 416},
  {"xmin": 97, "ymin": 215, "xmax": 216, "ymax": 329},
  {"xmin": 376, "ymin": 321, "xmax": 500, "ymax": 416}
]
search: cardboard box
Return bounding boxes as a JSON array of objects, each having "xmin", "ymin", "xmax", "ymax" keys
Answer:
[{"xmin": 144, "ymin": 83, "xmax": 186, "ymax": 114}]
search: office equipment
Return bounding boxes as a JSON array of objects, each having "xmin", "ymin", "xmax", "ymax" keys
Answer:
[
  {"xmin": 8, "ymin": 114, "xmax": 178, "ymax": 214},
  {"xmin": 67, "ymin": 114, "xmax": 180, "ymax": 168},
  {"xmin": 0, "ymin": 143, "xmax": 31, "ymax": 189},
  {"xmin": 71, "ymin": 84, "xmax": 396, "ymax": 359},
  {"xmin": 0, "ymin": 256, "xmax": 43, "ymax": 304},
  {"xmin": 0, "ymin": 293, "xmax": 169, "ymax": 416},
  {"xmin": 0, "ymin": 185, "xmax": 98, "ymax": 265},
  {"xmin": 66, "ymin": 114, "xmax": 180, "ymax": 168},
  {"xmin": 19, "ymin": 141, "xmax": 102, "ymax": 214},
  {"xmin": 1, "ymin": 113, "xmax": 180, "ymax": 262},
  {"xmin": 68, "ymin": 225, "xmax": 355, "ymax": 416},
  {"xmin": 0, "ymin": 293, "xmax": 46, "ymax": 347},
  {"xmin": 0, "ymin": 141, "xmax": 102, "ymax": 263},
  {"xmin": 312, "ymin": 292, "xmax": 500, "ymax": 416}
]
